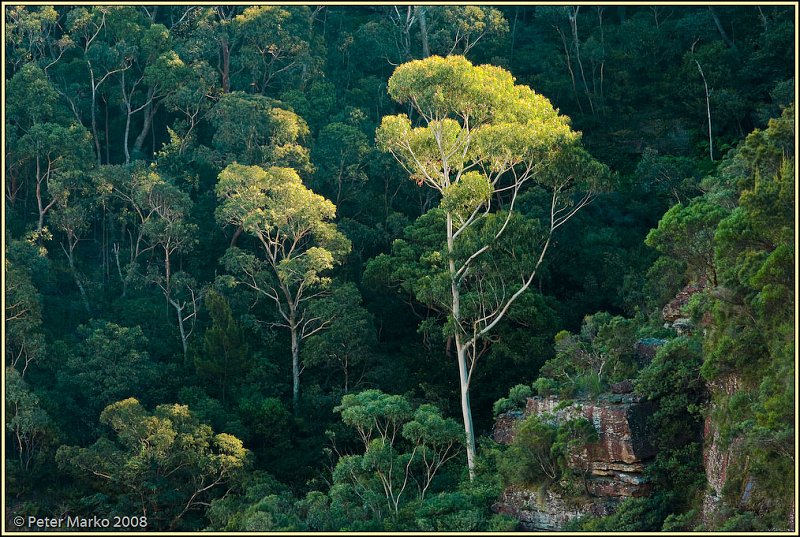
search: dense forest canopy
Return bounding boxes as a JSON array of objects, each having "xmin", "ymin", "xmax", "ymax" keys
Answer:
[{"xmin": 4, "ymin": 3, "xmax": 795, "ymax": 532}]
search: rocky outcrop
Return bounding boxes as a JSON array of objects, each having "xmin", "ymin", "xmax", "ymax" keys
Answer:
[
  {"xmin": 662, "ymin": 279, "xmax": 706, "ymax": 322},
  {"xmin": 492, "ymin": 394, "xmax": 657, "ymax": 529},
  {"xmin": 493, "ymin": 487, "xmax": 619, "ymax": 531},
  {"xmin": 662, "ymin": 279, "xmax": 708, "ymax": 335},
  {"xmin": 494, "ymin": 395, "xmax": 656, "ymax": 469},
  {"xmin": 701, "ymin": 374, "xmax": 743, "ymax": 527}
]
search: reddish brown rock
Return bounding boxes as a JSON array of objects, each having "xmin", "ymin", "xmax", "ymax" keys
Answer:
[
  {"xmin": 662, "ymin": 279, "xmax": 708, "ymax": 323},
  {"xmin": 702, "ymin": 375, "xmax": 746, "ymax": 527},
  {"xmin": 492, "ymin": 394, "xmax": 658, "ymax": 528},
  {"xmin": 513, "ymin": 395, "xmax": 657, "ymax": 465}
]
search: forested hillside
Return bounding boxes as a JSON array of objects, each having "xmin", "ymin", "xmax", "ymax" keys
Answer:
[{"xmin": 4, "ymin": 4, "xmax": 795, "ymax": 532}]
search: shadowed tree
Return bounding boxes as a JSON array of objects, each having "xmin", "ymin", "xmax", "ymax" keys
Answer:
[
  {"xmin": 194, "ymin": 290, "xmax": 252, "ymax": 404},
  {"xmin": 215, "ymin": 164, "xmax": 351, "ymax": 408}
]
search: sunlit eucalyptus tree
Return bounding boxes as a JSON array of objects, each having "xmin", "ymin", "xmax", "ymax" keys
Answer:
[{"xmin": 376, "ymin": 55, "xmax": 608, "ymax": 477}]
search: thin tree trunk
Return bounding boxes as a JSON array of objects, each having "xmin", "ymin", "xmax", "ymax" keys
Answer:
[
  {"xmin": 35, "ymin": 157, "xmax": 44, "ymax": 233},
  {"xmin": 89, "ymin": 64, "xmax": 102, "ymax": 165},
  {"xmin": 456, "ymin": 339, "xmax": 476, "ymax": 480},
  {"xmin": 104, "ymin": 95, "xmax": 110, "ymax": 164},
  {"xmin": 174, "ymin": 300, "xmax": 188, "ymax": 357},
  {"xmin": 708, "ymin": 7, "xmax": 738, "ymax": 54},
  {"xmin": 756, "ymin": 7, "xmax": 768, "ymax": 32},
  {"xmin": 695, "ymin": 59, "xmax": 714, "ymax": 161},
  {"xmin": 556, "ymin": 26, "xmax": 583, "ymax": 115},
  {"xmin": 447, "ymin": 211, "xmax": 477, "ymax": 479},
  {"xmin": 123, "ymin": 70, "xmax": 132, "ymax": 165},
  {"xmin": 64, "ymin": 244, "xmax": 92, "ymax": 316},
  {"xmin": 123, "ymin": 108, "xmax": 132, "ymax": 165},
  {"xmin": 291, "ymin": 321, "xmax": 300, "ymax": 409},
  {"xmin": 416, "ymin": 6, "xmax": 430, "ymax": 58},
  {"xmin": 133, "ymin": 96, "xmax": 156, "ymax": 153},
  {"xmin": 220, "ymin": 39, "xmax": 231, "ymax": 93},
  {"xmin": 230, "ymin": 226, "xmax": 243, "ymax": 248},
  {"xmin": 569, "ymin": 7, "xmax": 595, "ymax": 117},
  {"xmin": 509, "ymin": 7, "xmax": 519, "ymax": 65},
  {"xmin": 167, "ymin": 296, "xmax": 189, "ymax": 359}
]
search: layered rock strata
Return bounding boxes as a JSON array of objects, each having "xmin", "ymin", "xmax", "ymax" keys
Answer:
[{"xmin": 492, "ymin": 394, "xmax": 657, "ymax": 529}]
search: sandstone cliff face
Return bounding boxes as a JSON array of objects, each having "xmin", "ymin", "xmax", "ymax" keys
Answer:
[
  {"xmin": 493, "ymin": 487, "xmax": 618, "ymax": 531},
  {"xmin": 491, "ymin": 394, "xmax": 656, "ymax": 529},
  {"xmin": 701, "ymin": 374, "xmax": 740, "ymax": 526}
]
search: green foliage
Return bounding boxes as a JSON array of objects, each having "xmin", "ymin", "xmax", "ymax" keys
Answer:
[
  {"xmin": 5, "ymin": 240, "xmax": 47, "ymax": 375},
  {"xmin": 303, "ymin": 283, "xmax": 377, "ymax": 393},
  {"xmin": 329, "ymin": 390, "xmax": 463, "ymax": 525},
  {"xmin": 636, "ymin": 337, "xmax": 707, "ymax": 448},
  {"xmin": 566, "ymin": 496, "xmax": 669, "ymax": 532},
  {"xmin": 310, "ymin": 122, "xmax": 370, "ymax": 207},
  {"xmin": 492, "ymin": 383, "xmax": 532, "ymax": 416},
  {"xmin": 538, "ymin": 312, "xmax": 639, "ymax": 397},
  {"xmin": 56, "ymin": 398, "xmax": 249, "ymax": 530},
  {"xmin": 440, "ymin": 171, "xmax": 493, "ymax": 221},
  {"xmin": 645, "ymin": 198, "xmax": 729, "ymax": 284},
  {"xmin": 208, "ymin": 92, "xmax": 311, "ymax": 170},
  {"xmin": 194, "ymin": 290, "xmax": 251, "ymax": 403},
  {"xmin": 215, "ymin": 162, "xmax": 351, "ymax": 404},
  {"xmin": 6, "ymin": 63, "xmax": 60, "ymax": 128},
  {"xmin": 6, "ymin": 367, "xmax": 58, "ymax": 478},
  {"xmin": 498, "ymin": 413, "xmax": 597, "ymax": 487},
  {"xmin": 57, "ymin": 321, "xmax": 160, "ymax": 425},
  {"xmin": 698, "ymin": 105, "xmax": 794, "ymax": 527},
  {"xmin": 3, "ymin": 6, "xmax": 795, "ymax": 532}
]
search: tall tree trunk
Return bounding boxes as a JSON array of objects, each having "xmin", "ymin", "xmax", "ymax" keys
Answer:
[
  {"xmin": 568, "ymin": 7, "xmax": 595, "ymax": 117},
  {"xmin": 169, "ymin": 297, "xmax": 189, "ymax": 358},
  {"xmin": 291, "ymin": 320, "xmax": 300, "ymax": 409},
  {"xmin": 35, "ymin": 157, "xmax": 44, "ymax": 233},
  {"xmin": 104, "ymin": 96, "xmax": 110, "ymax": 164},
  {"xmin": 456, "ymin": 338, "xmax": 476, "ymax": 480},
  {"xmin": 64, "ymin": 244, "xmax": 92, "ymax": 316},
  {"xmin": 133, "ymin": 96, "xmax": 157, "ymax": 154},
  {"xmin": 89, "ymin": 64, "xmax": 102, "ymax": 165},
  {"xmin": 509, "ymin": 7, "xmax": 519, "ymax": 65},
  {"xmin": 123, "ymin": 105, "xmax": 132, "ymax": 165},
  {"xmin": 447, "ymin": 211, "xmax": 477, "ymax": 479},
  {"xmin": 556, "ymin": 26, "xmax": 584, "ymax": 116},
  {"xmin": 416, "ymin": 6, "xmax": 430, "ymax": 58},
  {"xmin": 695, "ymin": 59, "xmax": 714, "ymax": 161},
  {"xmin": 220, "ymin": 39, "xmax": 231, "ymax": 93}
]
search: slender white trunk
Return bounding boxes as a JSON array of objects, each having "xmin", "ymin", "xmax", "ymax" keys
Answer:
[
  {"xmin": 124, "ymin": 102, "xmax": 132, "ymax": 165},
  {"xmin": 456, "ymin": 337, "xmax": 476, "ymax": 479},
  {"xmin": 89, "ymin": 64, "xmax": 102, "ymax": 165},
  {"xmin": 133, "ymin": 98, "xmax": 155, "ymax": 153},
  {"xmin": 172, "ymin": 299, "xmax": 188, "ymax": 357},
  {"xmin": 695, "ymin": 59, "xmax": 714, "ymax": 161},
  {"xmin": 447, "ymin": 211, "xmax": 477, "ymax": 478}
]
